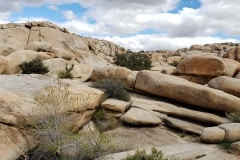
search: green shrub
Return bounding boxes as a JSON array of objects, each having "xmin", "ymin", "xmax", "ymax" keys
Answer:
[
  {"xmin": 122, "ymin": 148, "xmax": 167, "ymax": 160},
  {"xmin": 219, "ymin": 141, "xmax": 232, "ymax": 150},
  {"xmin": 92, "ymin": 108, "xmax": 121, "ymax": 133},
  {"xmin": 168, "ymin": 60, "xmax": 179, "ymax": 67},
  {"xmin": 19, "ymin": 58, "xmax": 49, "ymax": 74},
  {"xmin": 91, "ymin": 79, "xmax": 130, "ymax": 102},
  {"xmin": 226, "ymin": 111, "xmax": 240, "ymax": 122},
  {"xmin": 115, "ymin": 50, "xmax": 151, "ymax": 71},
  {"xmin": 58, "ymin": 64, "xmax": 74, "ymax": 79},
  {"xmin": 58, "ymin": 70, "xmax": 73, "ymax": 79}
]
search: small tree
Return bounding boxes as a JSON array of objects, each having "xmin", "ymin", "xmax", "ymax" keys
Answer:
[
  {"xmin": 115, "ymin": 50, "xmax": 151, "ymax": 71},
  {"xmin": 19, "ymin": 58, "xmax": 49, "ymax": 74}
]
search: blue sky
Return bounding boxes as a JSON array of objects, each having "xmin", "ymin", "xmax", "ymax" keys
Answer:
[{"xmin": 0, "ymin": 0, "xmax": 239, "ymax": 51}]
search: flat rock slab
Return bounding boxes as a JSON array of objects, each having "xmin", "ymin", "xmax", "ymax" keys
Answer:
[
  {"xmin": 101, "ymin": 99, "xmax": 130, "ymax": 113},
  {"xmin": 132, "ymin": 97, "xmax": 230, "ymax": 125},
  {"xmin": 135, "ymin": 70, "xmax": 240, "ymax": 112},
  {"xmin": 120, "ymin": 107, "xmax": 162, "ymax": 125},
  {"xmin": 0, "ymin": 74, "xmax": 56, "ymax": 98},
  {"xmin": 97, "ymin": 142, "xmax": 240, "ymax": 160},
  {"xmin": 163, "ymin": 117, "xmax": 205, "ymax": 135},
  {"xmin": 103, "ymin": 126, "xmax": 182, "ymax": 152}
]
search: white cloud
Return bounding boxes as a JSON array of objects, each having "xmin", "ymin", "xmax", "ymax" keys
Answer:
[
  {"xmin": 15, "ymin": 17, "xmax": 50, "ymax": 23},
  {"xmin": 62, "ymin": 10, "xmax": 77, "ymax": 20},
  {"xmin": 60, "ymin": 20, "xmax": 109, "ymax": 35},
  {"xmin": 47, "ymin": 4, "xmax": 58, "ymax": 10}
]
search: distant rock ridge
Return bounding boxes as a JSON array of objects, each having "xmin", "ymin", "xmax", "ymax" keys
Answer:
[
  {"xmin": 0, "ymin": 21, "xmax": 126, "ymax": 67},
  {"xmin": 0, "ymin": 21, "xmax": 69, "ymax": 33}
]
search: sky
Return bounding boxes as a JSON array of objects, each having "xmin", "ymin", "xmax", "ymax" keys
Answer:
[{"xmin": 0, "ymin": 0, "xmax": 240, "ymax": 51}]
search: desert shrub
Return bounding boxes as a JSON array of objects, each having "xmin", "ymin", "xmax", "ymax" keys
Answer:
[
  {"xmin": 58, "ymin": 70, "xmax": 73, "ymax": 79},
  {"xmin": 19, "ymin": 58, "xmax": 49, "ymax": 74},
  {"xmin": 92, "ymin": 108, "xmax": 121, "ymax": 133},
  {"xmin": 115, "ymin": 50, "xmax": 151, "ymax": 71},
  {"xmin": 168, "ymin": 60, "xmax": 179, "ymax": 67},
  {"xmin": 161, "ymin": 70, "xmax": 167, "ymax": 74},
  {"xmin": 226, "ymin": 112, "xmax": 240, "ymax": 122},
  {"xmin": 91, "ymin": 79, "xmax": 130, "ymax": 102},
  {"xmin": 122, "ymin": 148, "xmax": 167, "ymax": 160},
  {"xmin": 58, "ymin": 64, "xmax": 73, "ymax": 79},
  {"xmin": 25, "ymin": 81, "xmax": 112, "ymax": 160},
  {"xmin": 219, "ymin": 141, "xmax": 232, "ymax": 150}
]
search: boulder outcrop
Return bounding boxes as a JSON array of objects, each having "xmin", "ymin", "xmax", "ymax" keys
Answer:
[{"xmin": 135, "ymin": 70, "xmax": 240, "ymax": 112}]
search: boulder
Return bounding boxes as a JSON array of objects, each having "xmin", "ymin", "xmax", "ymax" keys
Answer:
[
  {"xmin": 0, "ymin": 45, "xmax": 16, "ymax": 56},
  {"xmin": 176, "ymin": 75, "xmax": 212, "ymax": 85},
  {"xmin": 176, "ymin": 55, "xmax": 240, "ymax": 77},
  {"xmin": 0, "ymin": 88, "xmax": 38, "ymax": 126},
  {"xmin": 70, "ymin": 64, "xmax": 93, "ymax": 81},
  {"xmin": 51, "ymin": 48, "xmax": 75, "ymax": 60},
  {"xmin": 222, "ymin": 46, "xmax": 240, "ymax": 62},
  {"xmin": 43, "ymin": 58, "xmax": 93, "ymax": 80},
  {"xmin": 0, "ymin": 124, "xmax": 30, "ymax": 160},
  {"xmin": 25, "ymin": 41, "xmax": 52, "ymax": 52},
  {"xmin": 43, "ymin": 58, "xmax": 75, "ymax": 78},
  {"xmin": 67, "ymin": 84, "xmax": 104, "ymax": 112},
  {"xmin": 219, "ymin": 123, "xmax": 240, "ymax": 142},
  {"xmin": 163, "ymin": 117, "xmax": 205, "ymax": 135},
  {"xmin": 0, "ymin": 25, "xmax": 29, "ymax": 49},
  {"xmin": 68, "ymin": 110, "xmax": 96, "ymax": 132},
  {"xmin": 90, "ymin": 65, "xmax": 131, "ymax": 81},
  {"xmin": 120, "ymin": 107, "xmax": 161, "ymax": 125},
  {"xmin": 101, "ymin": 99, "xmax": 130, "ymax": 113},
  {"xmin": 5, "ymin": 50, "xmax": 52, "ymax": 74},
  {"xmin": 0, "ymin": 55, "xmax": 7, "ymax": 74},
  {"xmin": 208, "ymin": 76, "xmax": 240, "ymax": 98},
  {"xmin": 135, "ymin": 70, "xmax": 240, "ymax": 112},
  {"xmin": 126, "ymin": 71, "xmax": 138, "ymax": 90},
  {"xmin": 229, "ymin": 141, "xmax": 240, "ymax": 154},
  {"xmin": 200, "ymin": 127, "xmax": 225, "ymax": 143}
]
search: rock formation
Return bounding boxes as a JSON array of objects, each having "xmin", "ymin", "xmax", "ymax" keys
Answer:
[{"xmin": 0, "ymin": 21, "xmax": 240, "ymax": 160}]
